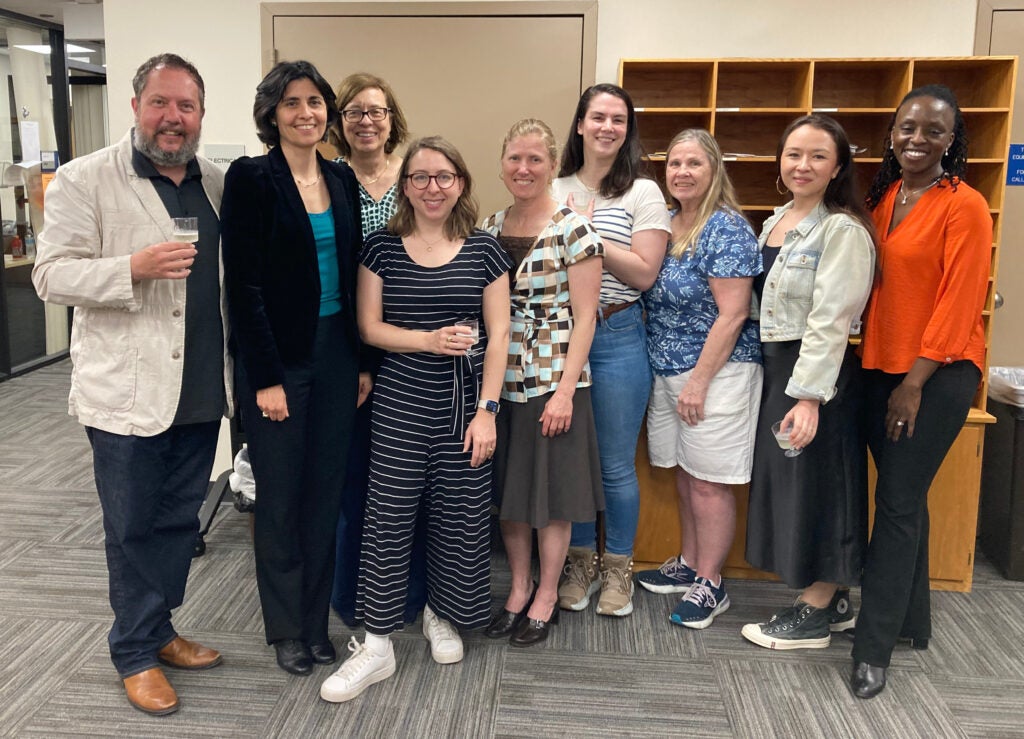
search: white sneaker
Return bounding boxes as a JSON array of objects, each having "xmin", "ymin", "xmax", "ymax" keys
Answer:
[
  {"xmin": 422, "ymin": 604, "xmax": 464, "ymax": 664},
  {"xmin": 319, "ymin": 636, "xmax": 395, "ymax": 703}
]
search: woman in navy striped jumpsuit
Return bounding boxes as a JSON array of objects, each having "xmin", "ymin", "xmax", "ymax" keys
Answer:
[{"xmin": 320, "ymin": 137, "xmax": 511, "ymax": 703}]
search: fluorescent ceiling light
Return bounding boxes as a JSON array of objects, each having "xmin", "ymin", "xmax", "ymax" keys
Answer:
[{"xmin": 13, "ymin": 44, "xmax": 94, "ymax": 55}]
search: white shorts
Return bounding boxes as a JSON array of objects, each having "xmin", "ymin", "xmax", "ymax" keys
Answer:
[{"xmin": 646, "ymin": 361, "xmax": 762, "ymax": 484}]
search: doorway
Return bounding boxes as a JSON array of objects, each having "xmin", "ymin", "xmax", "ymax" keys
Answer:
[{"xmin": 262, "ymin": 1, "xmax": 597, "ymax": 219}]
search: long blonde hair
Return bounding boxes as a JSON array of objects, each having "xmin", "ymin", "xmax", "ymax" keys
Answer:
[{"xmin": 666, "ymin": 129, "xmax": 747, "ymax": 259}]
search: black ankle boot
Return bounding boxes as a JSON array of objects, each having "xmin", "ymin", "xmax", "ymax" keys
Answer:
[{"xmin": 850, "ymin": 661, "xmax": 886, "ymax": 699}]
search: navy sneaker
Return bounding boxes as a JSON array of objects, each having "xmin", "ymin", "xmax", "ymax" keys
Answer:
[
  {"xmin": 741, "ymin": 601, "xmax": 831, "ymax": 650},
  {"xmin": 829, "ymin": 588, "xmax": 856, "ymax": 632},
  {"xmin": 670, "ymin": 577, "xmax": 730, "ymax": 629},
  {"xmin": 636, "ymin": 556, "xmax": 697, "ymax": 594}
]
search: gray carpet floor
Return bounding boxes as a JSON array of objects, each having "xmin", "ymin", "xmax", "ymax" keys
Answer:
[{"xmin": 2, "ymin": 360, "xmax": 1023, "ymax": 738}]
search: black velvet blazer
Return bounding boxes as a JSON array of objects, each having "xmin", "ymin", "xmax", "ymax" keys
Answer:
[{"xmin": 222, "ymin": 145, "xmax": 364, "ymax": 390}]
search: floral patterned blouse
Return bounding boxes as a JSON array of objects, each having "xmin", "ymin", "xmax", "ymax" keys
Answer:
[{"xmin": 482, "ymin": 206, "xmax": 603, "ymax": 402}]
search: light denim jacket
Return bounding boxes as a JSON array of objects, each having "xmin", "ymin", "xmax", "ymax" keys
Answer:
[{"xmin": 756, "ymin": 201, "xmax": 874, "ymax": 403}]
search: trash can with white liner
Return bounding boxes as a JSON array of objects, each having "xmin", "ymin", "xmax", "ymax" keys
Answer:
[{"xmin": 979, "ymin": 367, "xmax": 1024, "ymax": 579}]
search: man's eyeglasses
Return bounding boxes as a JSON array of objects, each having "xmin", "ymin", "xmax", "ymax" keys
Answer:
[
  {"xmin": 405, "ymin": 172, "xmax": 459, "ymax": 190},
  {"xmin": 340, "ymin": 107, "xmax": 391, "ymax": 123}
]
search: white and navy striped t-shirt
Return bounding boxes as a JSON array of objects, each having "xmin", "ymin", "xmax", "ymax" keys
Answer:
[{"xmin": 552, "ymin": 175, "xmax": 671, "ymax": 307}]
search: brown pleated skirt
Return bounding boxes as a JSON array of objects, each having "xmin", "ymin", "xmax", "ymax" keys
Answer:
[{"xmin": 494, "ymin": 386, "xmax": 604, "ymax": 529}]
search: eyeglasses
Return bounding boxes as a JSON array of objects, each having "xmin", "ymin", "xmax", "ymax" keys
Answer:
[
  {"xmin": 340, "ymin": 107, "xmax": 390, "ymax": 123},
  {"xmin": 405, "ymin": 171, "xmax": 459, "ymax": 190}
]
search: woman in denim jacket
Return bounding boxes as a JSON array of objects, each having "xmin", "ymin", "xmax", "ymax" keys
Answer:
[{"xmin": 742, "ymin": 115, "xmax": 875, "ymax": 651}]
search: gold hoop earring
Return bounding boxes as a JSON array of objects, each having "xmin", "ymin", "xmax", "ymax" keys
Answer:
[{"xmin": 776, "ymin": 176, "xmax": 789, "ymax": 195}]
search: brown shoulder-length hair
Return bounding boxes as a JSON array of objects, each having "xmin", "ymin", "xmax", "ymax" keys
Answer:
[
  {"xmin": 328, "ymin": 72, "xmax": 409, "ymax": 158},
  {"xmin": 388, "ymin": 136, "xmax": 478, "ymax": 240}
]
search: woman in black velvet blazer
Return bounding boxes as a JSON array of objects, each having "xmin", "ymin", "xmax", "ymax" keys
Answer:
[{"xmin": 222, "ymin": 60, "xmax": 372, "ymax": 677}]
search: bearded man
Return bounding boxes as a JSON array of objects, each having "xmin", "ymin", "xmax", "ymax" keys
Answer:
[{"xmin": 33, "ymin": 53, "xmax": 231, "ymax": 716}]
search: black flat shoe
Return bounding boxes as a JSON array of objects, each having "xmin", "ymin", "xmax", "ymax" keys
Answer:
[
  {"xmin": 274, "ymin": 639, "xmax": 313, "ymax": 676},
  {"xmin": 308, "ymin": 640, "xmax": 337, "ymax": 664},
  {"xmin": 850, "ymin": 661, "xmax": 886, "ymax": 699},
  {"xmin": 485, "ymin": 583, "xmax": 537, "ymax": 639},
  {"xmin": 509, "ymin": 602, "xmax": 559, "ymax": 648}
]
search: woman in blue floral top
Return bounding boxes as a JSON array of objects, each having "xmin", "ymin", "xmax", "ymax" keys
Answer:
[
  {"xmin": 482, "ymin": 119, "xmax": 604, "ymax": 647},
  {"xmin": 639, "ymin": 129, "xmax": 762, "ymax": 630}
]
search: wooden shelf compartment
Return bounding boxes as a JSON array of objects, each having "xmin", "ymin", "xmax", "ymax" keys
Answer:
[
  {"xmin": 826, "ymin": 112, "xmax": 893, "ymax": 157},
  {"xmin": 724, "ymin": 159, "xmax": 787, "ymax": 206},
  {"xmin": 619, "ymin": 60, "xmax": 715, "ymax": 109},
  {"xmin": 742, "ymin": 208, "xmax": 775, "ymax": 236},
  {"xmin": 967, "ymin": 161, "xmax": 1009, "ymax": 210},
  {"xmin": 962, "ymin": 111, "xmax": 1012, "ymax": 159},
  {"xmin": 812, "ymin": 60, "xmax": 911, "ymax": 109},
  {"xmin": 634, "ymin": 111, "xmax": 713, "ymax": 159},
  {"xmin": 912, "ymin": 57, "xmax": 1017, "ymax": 109},
  {"xmin": 713, "ymin": 112, "xmax": 803, "ymax": 157},
  {"xmin": 715, "ymin": 60, "xmax": 811, "ymax": 109}
]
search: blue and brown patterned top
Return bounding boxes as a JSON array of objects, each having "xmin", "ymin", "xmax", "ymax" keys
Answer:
[{"xmin": 482, "ymin": 206, "xmax": 604, "ymax": 402}]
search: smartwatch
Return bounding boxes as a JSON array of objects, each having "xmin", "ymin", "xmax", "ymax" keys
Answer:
[{"xmin": 477, "ymin": 399, "xmax": 500, "ymax": 415}]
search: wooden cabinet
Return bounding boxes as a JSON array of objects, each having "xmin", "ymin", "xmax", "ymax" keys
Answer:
[{"xmin": 620, "ymin": 57, "xmax": 1015, "ymax": 592}]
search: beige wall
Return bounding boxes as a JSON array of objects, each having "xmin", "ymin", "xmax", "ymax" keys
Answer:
[{"xmin": 105, "ymin": 0, "xmax": 979, "ymax": 154}]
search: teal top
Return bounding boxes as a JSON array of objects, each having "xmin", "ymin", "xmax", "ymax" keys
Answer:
[{"xmin": 310, "ymin": 208, "xmax": 341, "ymax": 316}]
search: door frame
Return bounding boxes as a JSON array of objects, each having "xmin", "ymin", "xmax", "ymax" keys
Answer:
[
  {"xmin": 976, "ymin": 0, "xmax": 1024, "ymax": 51},
  {"xmin": 261, "ymin": 1, "xmax": 598, "ymax": 83}
]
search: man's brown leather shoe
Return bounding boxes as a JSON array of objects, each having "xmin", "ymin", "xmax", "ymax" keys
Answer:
[
  {"xmin": 157, "ymin": 636, "xmax": 223, "ymax": 670},
  {"xmin": 124, "ymin": 667, "xmax": 179, "ymax": 715}
]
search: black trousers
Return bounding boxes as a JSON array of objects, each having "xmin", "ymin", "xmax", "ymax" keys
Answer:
[
  {"xmin": 853, "ymin": 361, "xmax": 980, "ymax": 668},
  {"xmin": 238, "ymin": 312, "xmax": 359, "ymax": 645}
]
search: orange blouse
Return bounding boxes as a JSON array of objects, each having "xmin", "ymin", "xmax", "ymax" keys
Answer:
[{"xmin": 859, "ymin": 179, "xmax": 991, "ymax": 375}]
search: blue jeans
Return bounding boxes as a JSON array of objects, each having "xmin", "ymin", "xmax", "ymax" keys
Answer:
[
  {"xmin": 570, "ymin": 302, "xmax": 652, "ymax": 555},
  {"xmin": 87, "ymin": 421, "xmax": 220, "ymax": 677}
]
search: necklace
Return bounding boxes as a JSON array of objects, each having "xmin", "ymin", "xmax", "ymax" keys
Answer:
[
  {"xmin": 417, "ymin": 232, "xmax": 446, "ymax": 251},
  {"xmin": 294, "ymin": 169, "xmax": 321, "ymax": 189},
  {"xmin": 898, "ymin": 175, "xmax": 942, "ymax": 205},
  {"xmin": 356, "ymin": 157, "xmax": 389, "ymax": 186}
]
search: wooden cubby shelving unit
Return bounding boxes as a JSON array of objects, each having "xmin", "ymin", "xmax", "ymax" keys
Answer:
[{"xmin": 620, "ymin": 57, "xmax": 1016, "ymax": 592}]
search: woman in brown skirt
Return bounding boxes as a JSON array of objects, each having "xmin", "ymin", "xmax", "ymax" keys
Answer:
[{"xmin": 482, "ymin": 119, "xmax": 604, "ymax": 646}]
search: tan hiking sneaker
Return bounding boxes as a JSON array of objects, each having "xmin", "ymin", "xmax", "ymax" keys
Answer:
[
  {"xmin": 596, "ymin": 552, "xmax": 634, "ymax": 617},
  {"xmin": 558, "ymin": 547, "xmax": 600, "ymax": 611}
]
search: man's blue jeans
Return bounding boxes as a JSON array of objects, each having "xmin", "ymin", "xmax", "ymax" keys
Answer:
[{"xmin": 87, "ymin": 421, "xmax": 219, "ymax": 677}]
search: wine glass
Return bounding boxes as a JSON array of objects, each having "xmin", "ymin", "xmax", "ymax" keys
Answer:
[
  {"xmin": 171, "ymin": 217, "xmax": 199, "ymax": 244},
  {"xmin": 455, "ymin": 318, "xmax": 480, "ymax": 356},
  {"xmin": 771, "ymin": 420, "xmax": 803, "ymax": 458}
]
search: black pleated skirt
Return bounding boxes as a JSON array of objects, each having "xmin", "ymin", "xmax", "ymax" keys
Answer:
[{"xmin": 745, "ymin": 340, "xmax": 868, "ymax": 589}]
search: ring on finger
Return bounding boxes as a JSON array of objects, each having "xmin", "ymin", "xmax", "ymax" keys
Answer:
[{"xmin": 896, "ymin": 420, "xmax": 906, "ymax": 427}]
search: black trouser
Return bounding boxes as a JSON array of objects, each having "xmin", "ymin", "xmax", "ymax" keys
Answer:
[
  {"xmin": 238, "ymin": 312, "xmax": 359, "ymax": 645},
  {"xmin": 853, "ymin": 361, "xmax": 980, "ymax": 668}
]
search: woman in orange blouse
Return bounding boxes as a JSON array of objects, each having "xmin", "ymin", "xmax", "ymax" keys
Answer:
[{"xmin": 851, "ymin": 84, "xmax": 991, "ymax": 699}]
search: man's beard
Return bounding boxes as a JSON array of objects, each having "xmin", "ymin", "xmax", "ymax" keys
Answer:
[{"xmin": 133, "ymin": 124, "xmax": 200, "ymax": 167}]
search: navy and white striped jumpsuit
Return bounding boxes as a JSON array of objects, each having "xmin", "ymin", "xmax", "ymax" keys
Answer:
[{"xmin": 357, "ymin": 229, "xmax": 512, "ymax": 635}]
